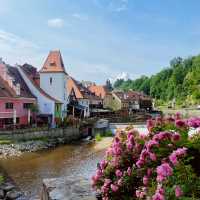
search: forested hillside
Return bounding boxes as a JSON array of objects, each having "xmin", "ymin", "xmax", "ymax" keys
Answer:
[{"xmin": 114, "ymin": 56, "xmax": 200, "ymax": 106}]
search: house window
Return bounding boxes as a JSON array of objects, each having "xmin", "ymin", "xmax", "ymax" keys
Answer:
[
  {"xmin": 50, "ymin": 77, "xmax": 53, "ymax": 85},
  {"xmin": 5, "ymin": 102, "xmax": 13, "ymax": 109},
  {"xmin": 23, "ymin": 103, "xmax": 33, "ymax": 109}
]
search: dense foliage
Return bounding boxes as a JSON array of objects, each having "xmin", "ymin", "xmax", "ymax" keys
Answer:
[
  {"xmin": 92, "ymin": 114, "xmax": 200, "ymax": 199},
  {"xmin": 114, "ymin": 56, "xmax": 200, "ymax": 105}
]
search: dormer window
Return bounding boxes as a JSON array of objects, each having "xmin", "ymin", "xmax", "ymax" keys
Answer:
[{"xmin": 50, "ymin": 62, "xmax": 56, "ymax": 66}]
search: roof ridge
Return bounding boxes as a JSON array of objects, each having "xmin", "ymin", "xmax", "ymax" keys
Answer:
[
  {"xmin": 40, "ymin": 50, "xmax": 68, "ymax": 74},
  {"xmin": 20, "ymin": 66, "xmax": 62, "ymax": 103}
]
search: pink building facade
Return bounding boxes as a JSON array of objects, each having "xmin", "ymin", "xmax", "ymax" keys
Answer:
[
  {"xmin": 0, "ymin": 59, "xmax": 36, "ymax": 129},
  {"xmin": 0, "ymin": 98, "xmax": 36, "ymax": 128}
]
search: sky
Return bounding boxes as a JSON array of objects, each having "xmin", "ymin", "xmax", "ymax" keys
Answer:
[{"xmin": 1, "ymin": 0, "xmax": 200, "ymax": 84}]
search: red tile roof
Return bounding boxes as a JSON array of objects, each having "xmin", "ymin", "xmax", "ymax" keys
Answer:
[
  {"xmin": 40, "ymin": 50, "xmax": 67, "ymax": 74},
  {"xmin": 7, "ymin": 66, "xmax": 36, "ymax": 99},
  {"xmin": 88, "ymin": 85, "xmax": 108, "ymax": 99},
  {"xmin": 114, "ymin": 91, "xmax": 151, "ymax": 102},
  {"xmin": 0, "ymin": 76, "xmax": 16, "ymax": 98},
  {"xmin": 67, "ymin": 77, "xmax": 101, "ymax": 100}
]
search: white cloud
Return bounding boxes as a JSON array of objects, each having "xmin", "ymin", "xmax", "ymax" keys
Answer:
[
  {"xmin": 109, "ymin": 72, "xmax": 130, "ymax": 83},
  {"xmin": 47, "ymin": 18, "xmax": 64, "ymax": 28},
  {"xmin": 109, "ymin": 0, "xmax": 128, "ymax": 12},
  {"xmin": 114, "ymin": 4, "xmax": 127, "ymax": 12},
  {"xmin": 72, "ymin": 13, "xmax": 88, "ymax": 21},
  {"xmin": 0, "ymin": 29, "xmax": 43, "ymax": 67}
]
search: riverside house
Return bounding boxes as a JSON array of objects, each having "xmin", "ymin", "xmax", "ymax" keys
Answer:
[
  {"xmin": 67, "ymin": 77, "xmax": 103, "ymax": 117},
  {"xmin": 0, "ymin": 59, "xmax": 36, "ymax": 128},
  {"xmin": 104, "ymin": 91, "xmax": 152, "ymax": 111},
  {"xmin": 17, "ymin": 62, "xmax": 63, "ymax": 126},
  {"xmin": 16, "ymin": 50, "xmax": 70, "ymax": 126}
]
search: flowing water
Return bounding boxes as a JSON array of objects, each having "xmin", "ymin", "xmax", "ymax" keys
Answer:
[
  {"xmin": 0, "ymin": 138, "xmax": 112, "ymax": 199},
  {"xmin": 0, "ymin": 125, "xmax": 147, "ymax": 200}
]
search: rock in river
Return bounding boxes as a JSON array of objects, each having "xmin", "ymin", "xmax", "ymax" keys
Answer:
[{"xmin": 41, "ymin": 176, "xmax": 96, "ymax": 200}]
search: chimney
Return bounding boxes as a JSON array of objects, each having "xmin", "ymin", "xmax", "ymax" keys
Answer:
[
  {"xmin": 8, "ymin": 77, "xmax": 13, "ymax": 88},
  {"xmin": 16, "ymin": 83, "xmax": 21, "ymax": 96}
]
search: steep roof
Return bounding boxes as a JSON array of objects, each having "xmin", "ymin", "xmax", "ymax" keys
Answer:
[
  {"xmin": 20, "ymin": 66, "xmax": 62, "ymax": 103},
  {"xmin": 0, "ymin": 76, "xmax": 16, "ymax": 98},
  {"xmin": 40, "ymin": 50, "xmax": 67, "ymax": 74},
  {"xmin": 88, "ymin": 85, "xmax": 109, "ymax": 99},
  {"xmin": 21, "ymin": 64, "xmax": 40, "ymax": 86},
  {"xmin": 6, "ymin": 66, "xmax": 36, "ymax": 99},
  {"xmin": 67, "ymin": 77, "xmax": 102, "ymax": 100}
]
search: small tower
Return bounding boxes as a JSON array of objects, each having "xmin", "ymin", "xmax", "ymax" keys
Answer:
[{"xmin": 39, "ymin": 50, "xmax": 68, "ymax": 117}]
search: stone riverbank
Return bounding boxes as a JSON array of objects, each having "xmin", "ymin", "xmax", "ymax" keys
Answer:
[{"xmin": 0, "ymin": 127, "xmax": 82, "ymax": 159}]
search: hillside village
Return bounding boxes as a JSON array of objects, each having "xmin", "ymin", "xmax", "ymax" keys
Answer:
[{"xmin": 0, "ymin": 50, "xmax": 152, "ymax": 129}]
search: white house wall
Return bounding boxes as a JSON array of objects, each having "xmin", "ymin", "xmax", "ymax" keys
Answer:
[
  {"xmin": 17, "ymin": 66, "xmax": 55, "ymax": 122},
  {"xmin": 40, "ymin": 73, "xmax": 68, "ymax": 114},
  {"xmin": 78, "ymin": 99, "xmax": 90, "ymax": 117}
]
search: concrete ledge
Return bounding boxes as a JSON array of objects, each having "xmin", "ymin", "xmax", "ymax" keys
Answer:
[{"xmin": 41, "ymin": 176, "xmax": 96, "ymax": 200}]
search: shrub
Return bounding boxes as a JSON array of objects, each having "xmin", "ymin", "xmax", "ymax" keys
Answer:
[
  {"xmin": 92, "ymin": 114, "xmax": 200, "ymax": 199},
  {"xmin": 95, "ymin": 134, "xmax": 103, "ymax": 142}
]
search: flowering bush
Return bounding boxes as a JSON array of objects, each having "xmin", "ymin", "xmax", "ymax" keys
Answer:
[{"xmin": 92, "ymin": 115, "xmax": 200, "ymax": 200}]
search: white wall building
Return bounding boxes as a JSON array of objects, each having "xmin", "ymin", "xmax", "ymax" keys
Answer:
[
  {"xmin": 39, "ymin": 50, "xmax": 68, "ymax": 118},
  {"xmin": 17, "ymin": 65, "xmax": 62, "ymax": 125}
]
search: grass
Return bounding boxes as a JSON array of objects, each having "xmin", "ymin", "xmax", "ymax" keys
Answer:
[
  {"xmin": 0, "ymin": 139, "xmax": 12, "ymax": 145},
  {"xmin": 95, "ymin": 130, "xmax": 113, "ymax": 142},
  {"xmin": 0, "ymin": 175, "xmax": 4, "ymax": 184},
  {"xmin": 95, "ymin": 134, "xmax": 102, "ymax": 142}
]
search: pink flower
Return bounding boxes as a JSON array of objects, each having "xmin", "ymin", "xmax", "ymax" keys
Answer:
[
  {"xmin": 136, "ymin": 190, "xmax": 140, "ymax": 198},
  {"xmin": 111, "ymin": 184, "xmax": 119, "ymax": 192},
  {"xmin": 117, "ymin": 178, "xmax": 123, "ymax": 186},
  {"xmin": 169, "ymin": 147, "xmax": 187, "ymax": 166},
  {"xmin": 175, "ymin": 185, "xmax": 183, "ymax": 197},
  {"xmin": 172, "ymin": 133, "xmax": 181, "ymax": 142},
  {"xmin": 127, "ymin": 167, "xmax": 132, "ymax": 176},
  {"xmin": 104, "ymin": 179, "xmax": 112, "ymax": 186},
  {"xmin": 100, "ymin": 160, "xmax": 107, "ymax": 170},
  {"xmin": 115, "ymin": 169, "xmax": 123, "ymax": 177},
  {"xmin": 127, "ymin": 142, "xmax": 133, "ymax": 150},
  {"xmin": 149, "ymin": 152, "xmax": 157, "ymax": 161},
  {"xmin": 143, "ymin": 176, "xmax": 148, "ymax": 185},
  {"xmin": 175, "ymin": 119, "xmax": 186, "ymax": 128},
  {"xmin": 156, "ymin": 163, "xmax": 173, "ymax": 182},
  {"xmin": 147, "ymin": 140, "xmax": 159, "ymax": 150},
  {"xmin": 147, "ymin": 168, "xmax": 152, "ymax": 177},
  {"xmin": 136, "ymin": 159, "xmax": 145, "ymax": 168},
  {"xmin": 152, "ymin": 191, "xmax": 165, "ymax": 200},
  {"xmin": 152, "ymin": 186, "xmax": 165, "ymax": 200},
  {"xmin": 175, "ymin": 112, "xmax": 181, "ymax": 120}
]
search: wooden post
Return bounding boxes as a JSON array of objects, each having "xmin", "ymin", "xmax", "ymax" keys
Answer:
[
  {"xmin": 28, "ymin": 109, "xmax": 31, "ymax": 124},
  {"xmin": 73, "ymin": 106, "xmax": 75, "ymax": 118}
]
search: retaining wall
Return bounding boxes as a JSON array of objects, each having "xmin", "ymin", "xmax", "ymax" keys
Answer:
[{"xmin": 0, "ymin": 127, "xmax": 81, "ymax": 142}]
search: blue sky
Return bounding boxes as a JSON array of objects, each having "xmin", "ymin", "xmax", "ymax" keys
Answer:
[{"xmin": 1, "ymin": 0, "xmax": 200, "ymax": 84}]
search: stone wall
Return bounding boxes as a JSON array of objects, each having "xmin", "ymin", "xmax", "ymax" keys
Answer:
[{"xmin": 0, "ymin": 127, "xmax": 81, "ymax": 142}]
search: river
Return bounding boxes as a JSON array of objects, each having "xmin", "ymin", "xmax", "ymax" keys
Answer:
[
  {"xmin": 0, "ymin": 125, "xmax": 147, "ymax": 200},
  {"xmin": 0, "ymin": 138, "xmax": 112, "ymax": 199}
]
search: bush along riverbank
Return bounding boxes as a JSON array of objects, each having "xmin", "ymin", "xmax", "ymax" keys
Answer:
[{"xmin": 92, "ymin": 114, "xmax": 200, "ymax": 200}]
